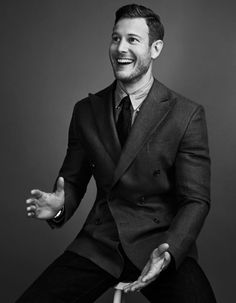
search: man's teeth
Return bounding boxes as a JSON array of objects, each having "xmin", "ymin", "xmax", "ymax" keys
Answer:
[{"xmin": 117, "ymin": 58, "xmax": 134, "ymax": 64}]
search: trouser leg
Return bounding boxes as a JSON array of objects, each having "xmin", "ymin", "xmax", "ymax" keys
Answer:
[
  {"xmin": 140, "ymin": 257, "xmax": 217, "ymax": 303},
  {"xmin": 16, "ymin": 251, "xmax": 117, "ymax": 303}
]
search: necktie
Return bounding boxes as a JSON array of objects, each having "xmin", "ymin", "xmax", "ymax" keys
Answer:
[{"xmin": 116, "ymin": 95, "xmax": 132, "ymax": 147}]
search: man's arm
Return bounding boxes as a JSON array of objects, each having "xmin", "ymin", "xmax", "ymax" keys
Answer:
[
  {"xmin": 165, "ymin": 104, "xmax": 210, "ymax": 267},
  {"xmin": 26, "ymin": 103, "xmax": 92, "ymax": 227},
  {"xmin": 48, "ymin": 103, "xmax": 92, "ymax": 228},
  {"xmin": 124, "ymin": 104, "xmax": 210, "ymax": 292}
]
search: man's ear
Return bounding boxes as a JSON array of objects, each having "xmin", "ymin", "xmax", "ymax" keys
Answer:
[{"xmin": 151, "ymin": 40, "xmax": 164, "ymax": 59}]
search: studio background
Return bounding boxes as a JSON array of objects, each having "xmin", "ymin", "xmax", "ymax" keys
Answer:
[{"xmin": 1, "ymin": 0, "xmax": 235, "ymax": 302}]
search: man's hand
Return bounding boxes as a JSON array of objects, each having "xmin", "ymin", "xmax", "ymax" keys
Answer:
[
  {"xmin": 123, "ymin": 243, "xmax": 171, "ymax": 293},
  {"xmin": 26, "ymin": 177, "xmax": 65, "ymax": 220}
]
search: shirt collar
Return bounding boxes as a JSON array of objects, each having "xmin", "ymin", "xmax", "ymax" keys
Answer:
[{"xmin": 114, "ymin": 76, "xmax": 154, "ymax": 111}]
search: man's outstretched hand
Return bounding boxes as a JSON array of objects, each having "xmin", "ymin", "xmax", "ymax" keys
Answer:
[
  {"xmin": 26, "ymin": 177, "xmax": 65, "ymax": 220},
  {"xmin": 123, "ymin": 243, "xmax": 171, "ymax": 293}
]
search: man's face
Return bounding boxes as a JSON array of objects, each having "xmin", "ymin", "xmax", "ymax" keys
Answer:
[{"xmin": 109, "ymin": 18, "xmax": 153, "ymax": 84}]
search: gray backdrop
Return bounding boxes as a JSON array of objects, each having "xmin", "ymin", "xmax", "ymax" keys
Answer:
[{"xmin": 1, "ymin": 0, "xmax": 235, "ymax": 302}]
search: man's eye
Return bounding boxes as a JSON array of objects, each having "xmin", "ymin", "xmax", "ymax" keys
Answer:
[
  {"xmin": 128, "ymin": 37, "xmax": 139, "ymax": 43},
  {"xmin": 112, "ymin": 36, "xmax": 120, "ymax": 42}
]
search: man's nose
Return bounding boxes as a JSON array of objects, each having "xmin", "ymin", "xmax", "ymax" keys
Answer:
[{"xmin": 117, "ymin": 39, "xmax": 128, "ymax": 53}]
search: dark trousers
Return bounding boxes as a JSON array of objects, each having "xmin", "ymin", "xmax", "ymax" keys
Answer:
[{"xmin": 16, "ymin": 248, "xmax": 216, "ymax": 303}]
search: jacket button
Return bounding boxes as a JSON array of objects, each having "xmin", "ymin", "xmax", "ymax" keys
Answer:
[
  {"xmin": 95, "ymin": 218, "xmax": 101, "ymax": 225},
  {"xmin": 153, "ymin": 169, "xmax": 160, "ymax": 176},
  {"xmin": 91, "ymin": 163, "xmax": 95, "ymax": 168},
  {"xmin": 153, "ymin": 218, "xmax": 160, "ymax": 224}
]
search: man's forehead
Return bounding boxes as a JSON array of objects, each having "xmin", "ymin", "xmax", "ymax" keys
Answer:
[{"xmin": 112, "ymin": 17, "xmax": 149, "ymax": 36}]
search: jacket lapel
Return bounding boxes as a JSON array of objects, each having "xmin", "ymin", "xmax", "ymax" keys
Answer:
[
  {"xmin": 89, "ymin": 82, "xmax": 121, "ymax": 165},
  {"xmin": 111, "ymin": 79, "xmax": 176, "ymax": 188}
]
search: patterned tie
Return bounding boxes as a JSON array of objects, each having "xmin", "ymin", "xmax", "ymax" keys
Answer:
[{"xmin": 116, "ymin": 95, "xmax": 132, "ymax": 147}]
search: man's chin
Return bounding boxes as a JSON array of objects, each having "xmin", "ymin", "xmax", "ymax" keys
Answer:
[{"xmin": 114, "ymin": 71, "xmax": 133, "ymax": 83}]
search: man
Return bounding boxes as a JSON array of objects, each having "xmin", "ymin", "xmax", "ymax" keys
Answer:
[{"xmin": 18, "ymin": 4, "xmax": 216, "ymax": 303}]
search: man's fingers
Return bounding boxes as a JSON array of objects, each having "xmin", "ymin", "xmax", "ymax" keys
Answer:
[
  {"xmin": 124, "ymin": 277, "xmax": 156, "ymax": 293},
  {"xmin": 26, "ymin": 201, "xmax": 37, "ymax": 218},
  {"xmin": 26, "ymin": 205, "xmax": 36, "ymax": 212},
  {"xmin": 164, "ymin": 251, "xmax": 171, "ymax": 264},
  {"xmin": 26, "ymin": 198, "xmax": 37, "ymax": 205},
  {"xmin": 156, "ymin": 243, "xmax": 169, "ymax": 255},
  {"xmin": 151, "ymin": 243, "xmax": 169, "ymax": 260},
  {"xmin": 132, "ymin": 277, "xmax": 156, "ymax": 292},
  {"xmin": 30, "ymin": 189, "xmax": 43, "ymax": 199},
  {"xmin": 27, "ymin": 211, "xmax": 36, "ymax": 218},
  {"xmin": 26, "ymin": 204, "xmax": 37, "ymax": 217},
  {"xmin": 56, "ymin": 177, "xmax": 64, "ymax": 193},
  {"xmin": 124, "ymin": 281, "xmax": 142, "ymax": 293},
  {"xmin": 141, "ymin": 258, "xmax": 165, "ymax": 282}
]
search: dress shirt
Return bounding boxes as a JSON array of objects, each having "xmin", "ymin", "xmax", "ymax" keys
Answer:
[{"xmin": 114, "ymin": 76, "xmax": 154, "ymax": 125}]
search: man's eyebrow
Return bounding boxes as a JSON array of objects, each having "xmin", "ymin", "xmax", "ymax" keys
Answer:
[
  {"xmin": 111, "ymin": 32, "xmax": 142, "ymax": 39},
  {"xmin": 127, "ymin": 33, "xmax": 142, "ymax": 39}
]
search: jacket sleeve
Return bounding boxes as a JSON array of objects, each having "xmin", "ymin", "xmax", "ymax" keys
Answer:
[
  {"xmin": 165, "ymin": 105, "xmax": 211, "ymax": 268},
  {"xmin": 48, "ymin": 103, "xmax": 92, "ymax": 228}
]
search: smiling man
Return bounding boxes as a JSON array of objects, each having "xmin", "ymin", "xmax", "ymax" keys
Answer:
[
  {"xmin": 18, "ymin": 4, "xmax": 216, "ymax": 303},
  {"xmin": 109, "ymin": 17, "xmax": 161, "ymax": 85}
]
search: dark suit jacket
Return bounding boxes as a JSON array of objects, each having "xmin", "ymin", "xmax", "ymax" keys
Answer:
[{"xmin": 49, "ymin": 79, "xmax": 210, "ymax": 278}]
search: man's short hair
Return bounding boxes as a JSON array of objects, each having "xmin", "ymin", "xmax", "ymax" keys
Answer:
[{"xmin": 114, "ymin": 4, "xmax": 164, "ymax": 44}]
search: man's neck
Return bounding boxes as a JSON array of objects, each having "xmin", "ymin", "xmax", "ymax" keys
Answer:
[{"xmin": 117, "ymin": 68, "xmax": 153, "ymax": 95}]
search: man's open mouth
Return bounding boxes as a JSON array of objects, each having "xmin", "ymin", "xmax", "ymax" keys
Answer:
[{"xmin": 116, "ymin": 58, "xmax": 134, "ymax": 65}]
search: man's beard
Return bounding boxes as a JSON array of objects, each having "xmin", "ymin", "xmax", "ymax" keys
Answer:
[{"xmin": 112, "ymin": 59, "xmax": 151, "ymax": 84}]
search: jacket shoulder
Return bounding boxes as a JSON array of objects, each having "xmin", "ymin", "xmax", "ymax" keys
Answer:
[
  {"xmin": 159, "ymin": 81, "xmax": 205, "ymax": 117},
  {"xmin": 73, "ymin": 81, "xmax": 115, "ymax": 111},
  {"xmin": 94, "ymin": 81, "xmax": 115, "ymax": 98},
  {"xmin": 163, "ymin": 84, "xmax": 201, "ymax": 108}
]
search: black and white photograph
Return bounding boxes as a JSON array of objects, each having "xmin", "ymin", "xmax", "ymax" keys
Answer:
[{"xmin": 1, "ymin": 1, "xmax": 235, "ymax": 302}]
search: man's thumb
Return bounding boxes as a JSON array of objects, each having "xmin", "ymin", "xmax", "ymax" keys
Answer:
[
  {"xmin": 152, "ymin": 243, "xmax": 169, "ymax": 258},
  {"xmin": 56, "ymin": 177, "xmax": 64, "ymax": 193},
  {"xmin": 158, "ymin": 243, "xmax": 169, "ymax": 255}
]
